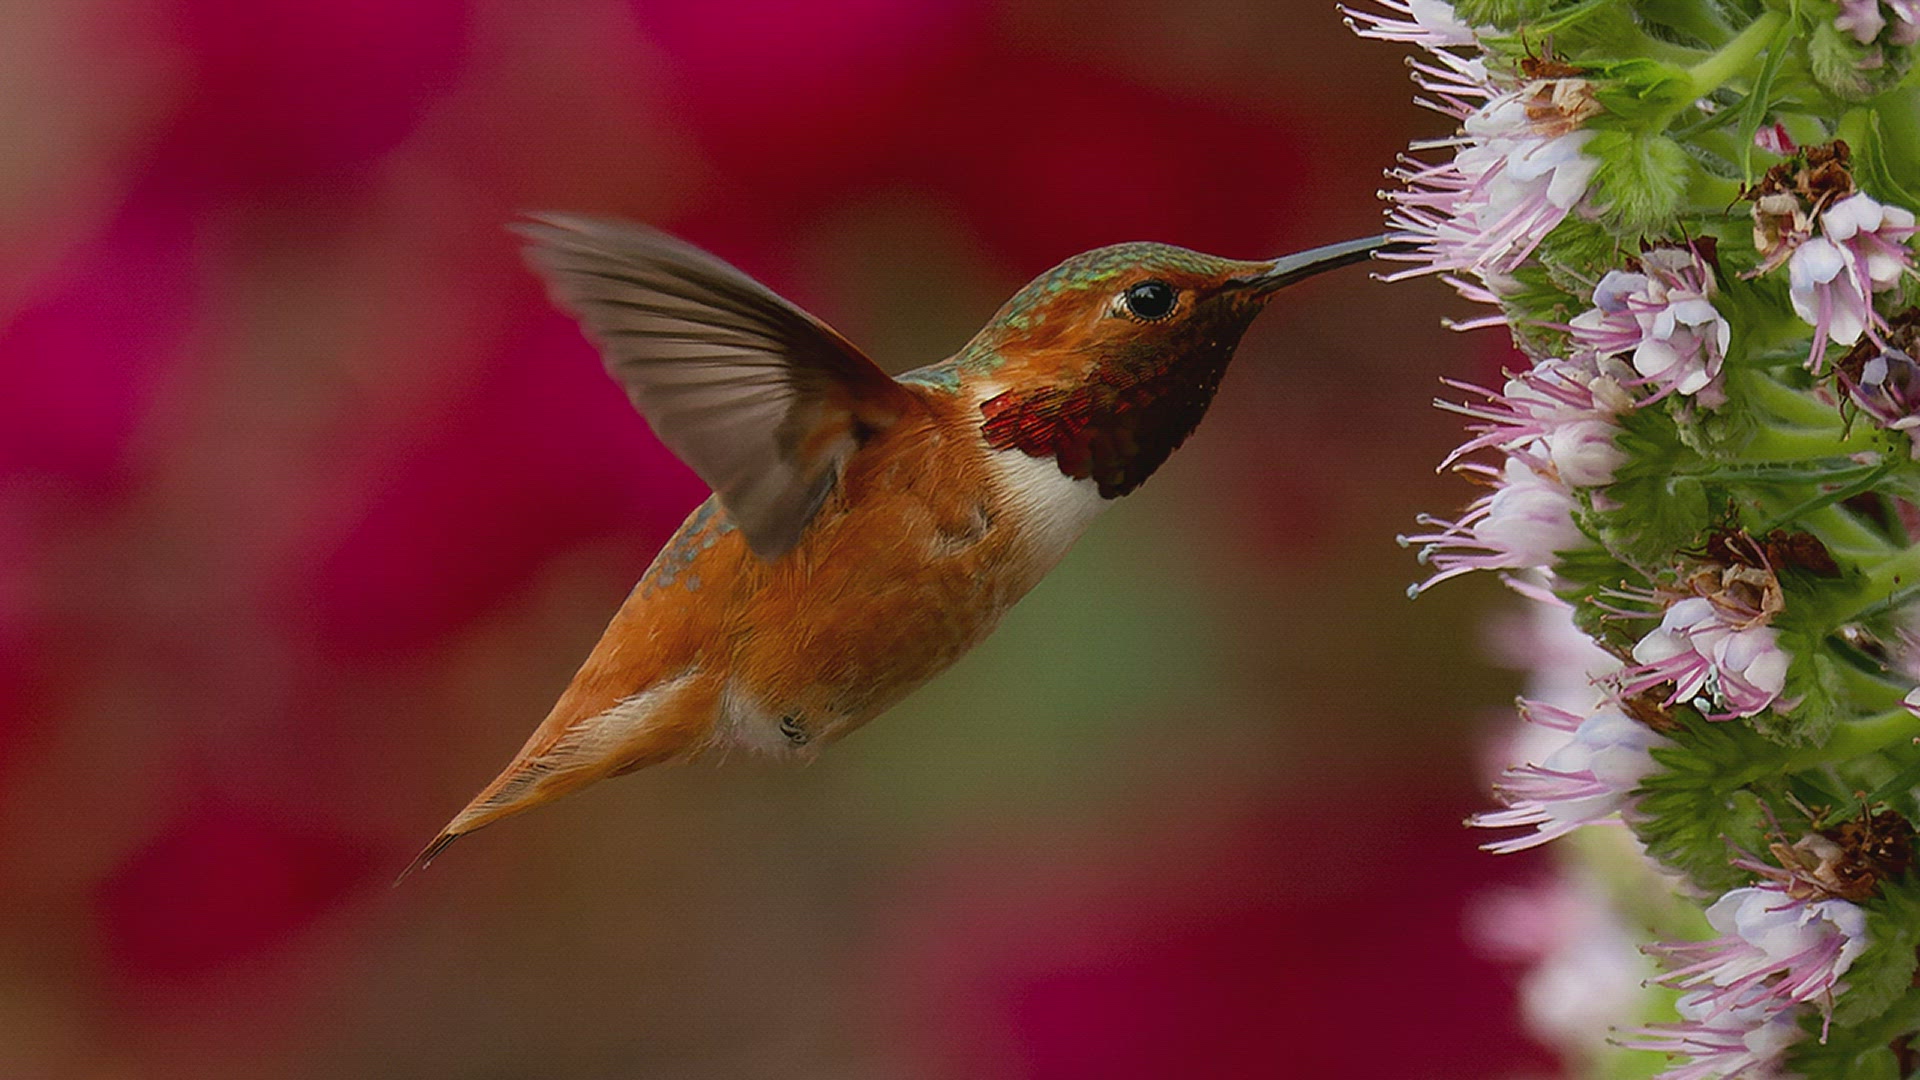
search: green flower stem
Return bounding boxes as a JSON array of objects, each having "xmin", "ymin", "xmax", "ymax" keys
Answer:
[
  {"xmin": 1854, "ymin": 546, "xmax": 1920, "ymax": 614},
  {"xmin": 1688, "ymin": 126, "xmax": 1747, "ymax": 164},
  {"xmin": 1757, "ymin": 461, "xmax": 1901, "ymax": 533},
  {"xmin": 1743, "ymin": 371, "xmax": 1855, "ymax": 431},
  {"xmin": 1830, "ymin": 541, "xmax": 1920, "ymax": 627},
  {"xmin": 1829, "ymin": 650, "xmax": 1914, "ymax": 707},
  {"xmin": 1633, "ymin": 32, "xmax": 1718, "ymax": 68},
  {"xmin": 1687, "ymin": 10, "xmax": 1789, "ymax": 98},
  {"xmin": 1638, "ymin": 0, "xmax": 1735, "ymax": 48},
  {"xmin": 1798, "ymin": 503, "xmax": 1896, "ymax": 557},
  {"xmin": 1737, "ymin": 424, "xmax": 1871, "ymax": 461},
  {"xmin": 1876, "ymin": 88, "xmax": 1920, "ymax": 171},
  {"xmin": 1849, "ymin": 583, "xmax": 1920, "ymax": 629},
  {"xmin": 1782, "ymin": 709, "xmax": 1920, "ymax": 773}
]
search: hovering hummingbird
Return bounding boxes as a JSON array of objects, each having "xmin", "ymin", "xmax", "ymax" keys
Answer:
[{"xmin": 403, "ymin": 216, "xmax": 1386, "ymax": 878}]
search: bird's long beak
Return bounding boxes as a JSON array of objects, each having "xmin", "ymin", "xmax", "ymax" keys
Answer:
[{"xmin": 1236, "ymin": 234, "xmax": 1398, "ymax": 296}]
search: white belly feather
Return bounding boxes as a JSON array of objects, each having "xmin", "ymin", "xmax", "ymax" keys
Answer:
[{"xmin": 970, "ymin": 382, "xmax": 1110, "ymax": 573}]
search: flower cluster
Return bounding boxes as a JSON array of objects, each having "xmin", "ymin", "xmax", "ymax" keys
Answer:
[
  {"xmin": 1470, "ymin": 874, "xmax": 1655, "ymax": 1063},
  {"xmin": 1363, "ymin": 0, "xmax": 1920, "ymax": 1076},
  {"xmin": 1470, "ymin": 700, "xmax": 1670, "ymax": 853},
  {"xmin": 1401, "ymin": 457, "xmax": 1589, "ymax": 592},
  {"xmin": 1618, "ymin": 594, "xmax": 1790, "ymax": 720},
  {"xmin": 1360, "ymin": 10, "xmax": 1602, "ymax": 290},
  {"xmin": 1837, "ymin": 0, "xmax": 1920, "ymax": 46},
  {"xmin": 1629, "ymin": 885, "xmax": 1869, "ymax": 1075},
  {"xmin": 1790, "ymin": 193, "xmax": 1918, "ymax": 370},
  {"xmin": 1837, "ymin": 309, "xmax": 1920, "ymax": 439},
  {"xmin": 1569, "ymin": 245, "xmax": 1733, "ymax": 404}
]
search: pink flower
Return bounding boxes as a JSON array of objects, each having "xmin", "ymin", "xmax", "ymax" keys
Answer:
[
  {"xmin": 1569, "ymin": 247, "xmax": 1731, "ymax": 402},
  {"xmin": 1401, "ymin": 459, "xmax": 1587, "ymax": 594},
  {"xmin": 1470, "ymin": 878, "xmax": 1653, "ymax": 1052},
  {"xmin": 1470, "ymin": 701, "xmax": 1670, "ymax": 853},
  {"xmin": 169, "ymin": 0, "xmax": 471, "ymax": 183},
  {"xmin": 1489, "ymin": 582, "xmax": 1624, "ymax": 714},
  {"xmin": 1835, "ymin": 0, "xmax": 1920, "ymax": 44},
  {"xmin": 1630, "ymin": 883, "xmax": 1868, "ymax": 1076},
  {"xmin": 1376, "ymin": 50, "xmax": 1601, "ymax": 284},
  {"xmin": 1839, "ymin": 343, "xmax": 1920, "ymax": 435},
  {"xmin": 1386, "ymin": 128, "xmax": 1599, "ymax": 283},
  {"xmin": 629, "ymin": 0, "xmax": 983, "ymax": 196},
  {"xmin": 1792, "ymin": 193, "xmax": 1918, "ymax": 370},
  {"xmin": 1341, "ymin": 0, "xmax": 1478, "ymax": 49},
  {"xmin": 96, "ymin": 799, "xmax": 371, "ymax": 982},
  {"xmin": 284, "ymin": 315, "xmax": 706, "ymax": 656},
  {"xmin": 1825, "ymin": 193, "xmax": 1918, "ymax": 291},
  {"xmin": 1545, "ymin": 416, "xmax": 1630, "ymax": 487},
  {"xmin": 1648, "ymin": 884, "xmax": 1868, "ymax": 1033},
  {"xmin": 0, "ymin": 184, "xmax": 198, "ymax": 498},
  {"xmin": 1437, "ymin": 360, "xmax": 1630, "ymax": 485},
  {"xmin": 1791, "ymin": 237, "xmax": 1874, "ymax": 370},
  {"xmin": 1892, "ymin": 0, "xmax": 1920, "ymax": 44},
  {"xmin": 1618, "ymin": 597, "xmax": 1790, "ymax": 719},
  {"xmin": 1625, "ymin": 1002, "xmax": 1805, "ymax": 1080},
  {"xmin": 1837, "ymin": 0, "xmax": 1889, "ymax": 43},
  {"xmin": 1754, "ymin": 122, "xmax": 1796, "ymax": 157}
]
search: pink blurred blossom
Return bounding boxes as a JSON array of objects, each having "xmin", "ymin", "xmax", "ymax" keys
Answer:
[
  {"xmin": 1754, "ymin": 122, "xmax": 1796, "ymax": 156},
  {"xmin": 630, "ymin": 0, "xmax": 987, "ymax": 202},
  {"xmin": 0, "ymin": 178, "xmax": 199, "ymax": 497},
  {"xmin": 1470, "ymin": 878, "xmax": 1652, "ymax": 1055},
  {"xmin": 906, "ymin": 57, "xmax": 1312, "ymax": 272},
  {"xmin": 96, "ymin": 799, "xmax": 371, "ymax": 983},
  {"xmin": 889, "ymin": 787, "xmax": 1556, "ymax": 1079},
  {"xmin": 162, "ymin": 0, "xmax": 471, "ymax": 184},
  {"xmin": 286, "ymin": 313, "xmax": 706, "ymax": 656}
]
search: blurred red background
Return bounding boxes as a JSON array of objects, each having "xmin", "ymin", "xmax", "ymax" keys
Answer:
[{"xmin": 0, "ymin": 1, "xmax": 1554, "ymax": 1076}]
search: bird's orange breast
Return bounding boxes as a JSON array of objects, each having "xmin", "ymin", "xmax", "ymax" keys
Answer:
[{"xmin": 511, "ymin": 384, "xmax": 1076, "ymax": 776}]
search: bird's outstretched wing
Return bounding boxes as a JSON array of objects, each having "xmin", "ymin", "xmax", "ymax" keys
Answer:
[{"xmin": 518, "ymin": 214, "xmax": 920, "ymax": 561}]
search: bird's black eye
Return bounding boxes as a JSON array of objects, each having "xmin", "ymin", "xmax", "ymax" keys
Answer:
[{"xmin": 1122, "ymin": 280, "xmax": 1177, "ymax": 321}]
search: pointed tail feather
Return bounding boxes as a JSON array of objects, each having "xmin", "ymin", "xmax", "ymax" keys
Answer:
[
  {"xmin": 394, "ymin": 831, "xmax": 463, "ymax": 887},
  {"xmin": 390, "ymin": 755, "xmax": 620, "ymax": 886},
  {"xmin": 392, "ymin": 669, "xmax": 718, "ymax": 885},
  {"xmin": 390, "ymin": 769, "xmax": 561, "ymax": 886}
]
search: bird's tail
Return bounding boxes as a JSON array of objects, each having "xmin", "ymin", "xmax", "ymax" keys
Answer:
[
  {"xmin": 392, "ymin": 669, "xmax": 717, "ymax": 885},
  {"xmin": 395, "ymin": 832, "xmax": 463, "ymax": 886},
  {"xmin": 390, "ymin": 753, "xmax": 626, "ymax": 887}
]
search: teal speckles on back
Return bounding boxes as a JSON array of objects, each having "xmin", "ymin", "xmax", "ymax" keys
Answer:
[
  {"xmin": 896, "ymin": 362, "xmax": 964, "ymax": 394},
  {"xmin": 641, "ymin": 497, "xmax": 735, "ymax": 598}
]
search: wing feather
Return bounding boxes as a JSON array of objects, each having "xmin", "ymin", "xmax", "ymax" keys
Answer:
[{"xmin": 517, "ymin": 214, "xmax": 918, "ymax": 560}]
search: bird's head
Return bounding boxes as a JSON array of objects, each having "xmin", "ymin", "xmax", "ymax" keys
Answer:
[{"xmin": 960, "ymin": 236, "xmax": 1385, "ymax": 498}]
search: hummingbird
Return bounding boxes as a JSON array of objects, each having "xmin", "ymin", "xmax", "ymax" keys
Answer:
[{"xmin": 402, "ymin": 215, "xmax": 1386, "ymax": 878}]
